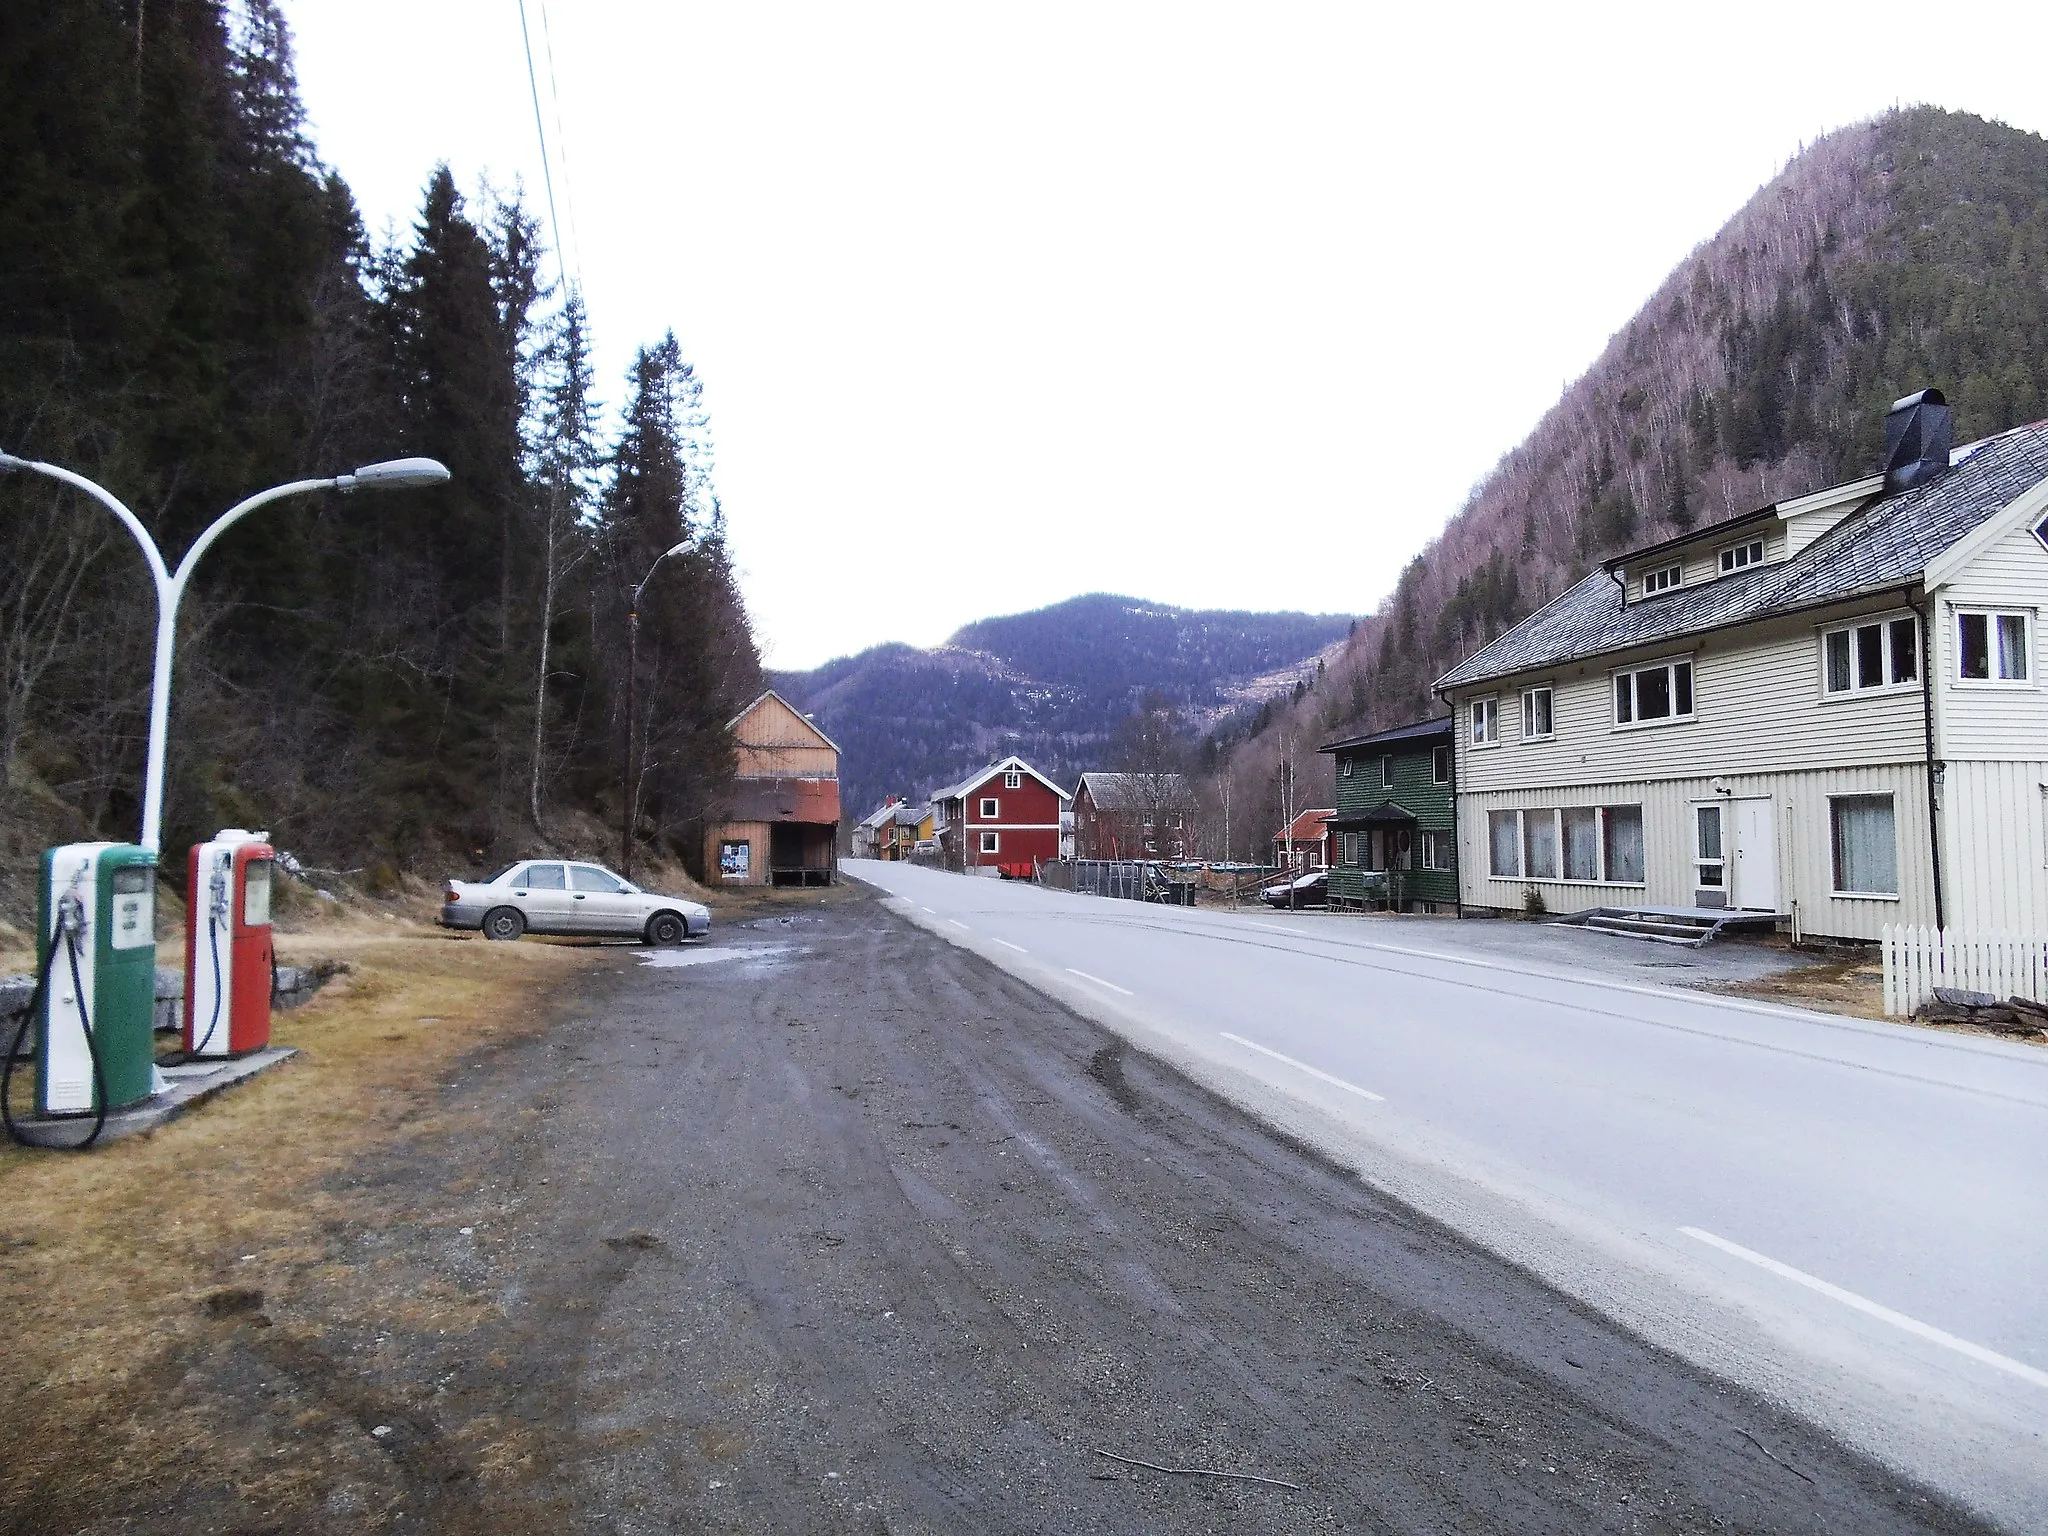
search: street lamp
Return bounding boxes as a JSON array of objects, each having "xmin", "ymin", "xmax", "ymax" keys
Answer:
[
  {"xmin": 620, "ymin": 539, "xmax": 692, "ymax": 879},
  {"xmin": 0, "ymin": 452, "xmax": 450, "ymax": 851}
]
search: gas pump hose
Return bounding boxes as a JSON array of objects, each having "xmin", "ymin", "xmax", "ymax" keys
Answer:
[
  {"xmin": 192, "ymin": 893, "xmax": 226, "ymax": 1057},
  {"xmin": 2, "ymin": 903, "xmax": 111, "ymax": 1150}
]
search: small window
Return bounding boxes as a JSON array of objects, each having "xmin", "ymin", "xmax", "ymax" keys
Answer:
[
  {"xmin": 1957, "ymin": 610, "xmax": 2030, "ymax": 683},
  {"xmin": 1614, "ymin": 659, "xmax": 1694, "ymax": 726},
  {"xmin": 1822, "ymin": 615, "xmax": 1919, "ymax": 696},
  {"xmin": 1719, "ymin": 538, "xmax": 1766, "ymax": 573},
  {"xmin": 1420, "ymin": 830, "xmax": 1454, "ymax": 871},
  {"xmin": 1831, "ymin": 794, "xmax": 1898, "ymax": 896},
  {"xmin": 1379, "ymin": 754, "xmax": 1393, "ymax": 785},
  {"xmin": 1471, "ymin": 697, "xmax": 1499, "ymax": 746},
  {"xmin": 979, "ymin": 830, "xmax": 1000, "ymax": 855},
  {"xmin": 980, "ymin": 797, "xmax": 1000, "ymax": 818},
  {"xmin": 1004, "ymin": 770, "xmax": 1022, "ymax": 789},
  {"xmin": 1488, "ymin": 810, "xmax": 1520, "ymax": 877},
  {"xmin": 521, "ymin": 863, "xmax": 566, "ymax": 890},
  {"xmin": 1643, "ymin": 563, "xmax": 1682, "ymax": 595},
  {"xmin": 1340, "ymin": 758, "xmax": 1353, "ymax": 778},
  {"xmin": 1522, "ymin": 686, "xmax": 1554, "ymax": 740},
  {"xmin": 1695, "ymin": 804, "xmax": 1725, "ymax": 890},
  {"xmin": 1431, "ymin": 744, "xmax": 1451, "ymax": 785}
]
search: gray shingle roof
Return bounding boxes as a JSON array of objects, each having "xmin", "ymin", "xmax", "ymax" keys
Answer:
[
  {"xmin": 1435, "ymin": 423, "xmax": 2048, "ymax": 691},
  {"xmin": 1074, "ymin": 771, "xmax": 1196, "ymax": 811}
]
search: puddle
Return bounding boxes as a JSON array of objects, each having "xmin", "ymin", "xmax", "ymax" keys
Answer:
[{"xmin": 633, "ymin": 945, "xmax": 794, "ymax": 969}]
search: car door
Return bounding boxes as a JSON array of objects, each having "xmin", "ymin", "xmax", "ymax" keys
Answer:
[
  {"xmin": 568, "ymin": 863, "xmax": 635, "ymax": 934},
  {"xmin": 510, "ymin": 861, "xmax": 575, "ymax": 933}
]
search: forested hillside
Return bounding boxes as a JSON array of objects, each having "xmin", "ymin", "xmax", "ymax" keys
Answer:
[
  {"xmin": 1215, "ymin": 107, "xmax": 2048, "ymax": 846},
  {"xmin": 774, "ymin": 594, "xmax": 1350, "ymax": 818},
  {"xmin": 0, "ymin": 1, "xmax": 757, "ymax": 906}
]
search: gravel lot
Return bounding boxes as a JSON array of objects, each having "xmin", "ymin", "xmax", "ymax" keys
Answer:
[{"xmin": 25, "ymin": 885, "xmax": 1990, "ymax": 1533}]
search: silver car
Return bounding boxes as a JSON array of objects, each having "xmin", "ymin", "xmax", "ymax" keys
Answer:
[{"xmin": 441, "ymin": 860, "xmax": 711, "ymax": 945}]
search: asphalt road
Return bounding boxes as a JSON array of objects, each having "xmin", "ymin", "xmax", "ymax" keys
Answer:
[{"xmin": 844, "ymin": 860, "xmax": 2048, "ymax": 1530}]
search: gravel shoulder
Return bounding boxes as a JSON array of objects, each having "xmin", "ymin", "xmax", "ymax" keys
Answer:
[{"xmin": 6, "ymin": 884, "xmax": 1994, "ymax": 1533}]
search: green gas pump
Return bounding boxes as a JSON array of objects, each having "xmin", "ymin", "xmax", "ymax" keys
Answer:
[{"xmin": 3, "ymin": 843, "xmax": 159, "ymax": 1147}]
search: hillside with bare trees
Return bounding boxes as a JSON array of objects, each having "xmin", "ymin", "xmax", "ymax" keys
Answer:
[{"xmin": 1206, "ymin": 106, "xmax": 2048, "ymax": 853}]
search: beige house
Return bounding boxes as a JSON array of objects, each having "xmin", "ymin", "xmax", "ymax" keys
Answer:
[
  {"xmin": 1436, "ymin": 392, "xmax": 2048, "ymax": 940},
  {"xmin": 694, "ymin": 691, "xmax": 841, "ymax": 887}
]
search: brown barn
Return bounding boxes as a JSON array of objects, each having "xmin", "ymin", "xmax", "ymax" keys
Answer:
[{"xmin": 695, "ymin": 691, "xmax": 841, "ymax": 887}]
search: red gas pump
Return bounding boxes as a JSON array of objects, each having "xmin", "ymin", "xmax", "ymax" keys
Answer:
[{"xmin": 183, "ymin": 829, "xmax": 275, "ymax": 1058}]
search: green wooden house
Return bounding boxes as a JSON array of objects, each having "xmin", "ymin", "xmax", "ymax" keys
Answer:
[{"xmin": 1319, "ymin": 716, "xmax": 1459, "ymax": 912}]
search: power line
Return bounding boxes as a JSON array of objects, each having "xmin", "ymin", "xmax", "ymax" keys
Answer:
[
  {"xmin": 516, "ymin": 0, "xmax": 574, "ymax": 294},
  {"xmin": 536, "ymin": 0, "xmax": 586, "ymax": 287}
]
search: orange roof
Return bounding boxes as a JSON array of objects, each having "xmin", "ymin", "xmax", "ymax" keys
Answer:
[{"xmin": 1276, "ymin": 808, "xmax": 1335, "ymax": 842}]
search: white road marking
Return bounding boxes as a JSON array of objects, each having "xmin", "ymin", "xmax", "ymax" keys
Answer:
[
  {"xmin": 992, "ymin": 938, "xmax": 1028, "ymax": 953},
  {"xmin": 948, "ymin": 919, "xmax": 971, "ymax": 930},
  {"xmin": 1679, "ymin": 1227, "xmax": 2048, "ymax": 1390},
  {"xmin": 1220, "ymin": 1032, "xmax": 1386, "ymax": 1101},
  {"xmin": 921, "ymin": 906, "xmax": 937, "ymax": 914},
  {"xmin": 1066, "ymin": 968, "xmax": 1133, "ymax": 996}
]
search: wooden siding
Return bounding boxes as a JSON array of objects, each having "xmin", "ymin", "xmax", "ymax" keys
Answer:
[
  {"xmin": 1941, "ymin": 760, "xmax": 2048, "ymax": 931},
  {"xmin": 733, "ymin": 692, "xmax": 839, "ymax": 779},
  {"xmin": 1457, "ymin": 764, "xmax": 1934, "ymax": 939},
  {"xmin": 1330, "ymin": 739, "xmax": 1457, "ymax": 906},
  {"xmin": 1449, "ymin": 599, "xmax": 1927, "ymax": 795},
  {"xmin": 1931, "ymin": 516, "xmax": 2048, "ymax": 762}
]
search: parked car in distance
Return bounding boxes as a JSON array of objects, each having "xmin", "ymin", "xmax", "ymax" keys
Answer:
[
  {"xmin": 441, "ymin": 860, "xmax": 711, "ymax": 944},
  {"xmin": 1258, "ymin": 869, "xmax": 1328, "ymax": 909}
]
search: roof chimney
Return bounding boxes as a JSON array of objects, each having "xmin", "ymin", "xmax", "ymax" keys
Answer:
[{"xmin": 1883, "ymin": 388, "xmax": 1952, "ymax": 493}]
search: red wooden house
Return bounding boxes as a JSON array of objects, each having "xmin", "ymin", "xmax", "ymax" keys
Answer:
[{"xmin": 931, "ymin": 755, "xmax": 1070, "ymax": 877}]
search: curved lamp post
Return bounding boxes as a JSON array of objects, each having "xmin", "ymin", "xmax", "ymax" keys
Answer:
[
  {"xmin": 621, "ymin": 540, "xmax": 692, "ymax": 879},
  {"xmin": 0, "ymin": 452, "xmax": 450, "ymax": 851}
]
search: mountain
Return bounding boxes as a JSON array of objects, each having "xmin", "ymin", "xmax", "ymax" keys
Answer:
[
  {"xmin": 1214, "ymin": 106, "xmax": 2048, "ymax": 840},
  {"xmin": 772, "ymin": 594, "xmax": 1352, "ymax": 817}
]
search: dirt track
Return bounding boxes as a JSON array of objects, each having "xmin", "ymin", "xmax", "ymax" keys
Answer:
[{"xmin": 26, "ymin": 885, "xmax": 1991, "ymax": 1533}]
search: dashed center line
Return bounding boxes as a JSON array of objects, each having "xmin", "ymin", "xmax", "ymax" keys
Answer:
[
  {"xmin": 991, "ymin": 938, "xmax": 1028, "ymax": 954},
  {"xmin": 1065, "ymin": 968, "xmax": 1133, "ymax": 996},
  {"xmin": 921, "ymin": 906, "xmax": 937, "ymax": 914},
  {"xmin": 948, "ymin": 919, "xmax": 971, "ymax": 930},
  {"xmin": 1679, "ymin": 1227, "xmax": 2048, "ymax": 1390},
  {"xmin": 1220, "ymin": 1032, "xmax": 1386, "ymax": 1102}
]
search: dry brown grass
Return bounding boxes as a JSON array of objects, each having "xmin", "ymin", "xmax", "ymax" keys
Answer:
[{"xmin": 0, "ymin": 915, "xmax": 604, "ymax": 1527}]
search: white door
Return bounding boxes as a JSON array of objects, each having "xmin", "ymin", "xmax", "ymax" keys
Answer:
[{"xmin": 1732, "ymin": 798, "xmax": 1779, "ymax": 911}]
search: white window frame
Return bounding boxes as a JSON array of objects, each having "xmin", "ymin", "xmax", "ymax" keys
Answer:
[
  {"xmin": 1611, "ymin": 656, "xmax": 1695, "ymax": 730},
  {"xmin": 1828, "ymin": 793, "xmax": 1900, "ymax": 899},
  {"xmin": 979, "ymin": 830, "xmax": 1001, "ymax": 855},
  {"xmin": 1521, "ymin": 685, "xmax": 1554, "ymax": 741},
  {"xmin": 1820, "ymin": 613, "xmax": 1920, "ymax": 699},
  {"xmin": 1420, "ymin": 830, "xmax": 1453, "ymax": 871},
  {"xmin": 1693, "ymin": 803, "xmax": 1726, "ymax": 893},
  {"xmin": 1340, "ymin": 757, "xmax": 1353, "ymax": 778},
  {"xmin": 1642, "ymin": 563, "xmax": 1682, "ymax": 595},
  {"xmin": 1485, "ymin": 806, "xmax": 1646, "ymax": 887},
  {"xmin": 1004, "ymin": 769, "xmax": 1022, "ymax": 788},
  {"xmin": 1953, "ymin": 607, "xmax": 2034, "ymax": 688},
  {"xmin": 1470, "ymin": 695, "xmax": 1499, "ymax": 748},
  {"xmin": 1431, "ymin": 745, "xmax": 1451, "ymax": 785},
  {"xmin": 1719, "ymin": 537, "xmax": 1766, "ymax": 573},
  {"xmin": 980, "ymin": 796, "xmax": 1000, "ymax": 818}
]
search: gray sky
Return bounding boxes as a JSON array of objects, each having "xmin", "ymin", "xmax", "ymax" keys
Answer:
[{"xmin": 285, "ymin": 2, "xmax": 2048, "ymax": 671}]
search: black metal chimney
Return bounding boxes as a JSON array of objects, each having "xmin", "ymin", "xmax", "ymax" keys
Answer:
[{"xmin": 1883, "ymin": 388, "xmax": 1952, "ymax": 493}]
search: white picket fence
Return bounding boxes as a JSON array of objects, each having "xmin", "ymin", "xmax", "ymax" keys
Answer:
[{"xmin": 1881, "ymin": 924, "xmax": 2048, "ymax": 1016}]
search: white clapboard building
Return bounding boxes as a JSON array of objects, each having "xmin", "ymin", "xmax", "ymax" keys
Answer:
[{"xmin": 1434, "ymin": 391, "xmax": 2048, "ymax": 940}]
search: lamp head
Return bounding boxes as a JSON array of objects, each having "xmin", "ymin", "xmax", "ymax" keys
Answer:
[
  {"xmin": 336, "ymin": 457, "xmax": 451, "ymax": 494},
  {"xmin": 0, "ymin": 451, "xmax": 26, "ymax": 474},
  {"xmin": 662, "ymin": 539, "xmax": 691, "ymax": 560}
]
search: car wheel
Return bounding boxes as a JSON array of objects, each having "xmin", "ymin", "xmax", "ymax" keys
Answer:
[
  {"xmin": 483, "ymin": 907, "xmax": 525, "ymax": 942},
  {"xmin": 646, "ymin": 911, "xmax": 688, "ymax": 946}
]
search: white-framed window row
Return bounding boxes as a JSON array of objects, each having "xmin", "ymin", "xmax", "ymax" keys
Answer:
[
  {"xmin": 1719, "ymin": 537, "xmax": 1766, "ymax": 573},
  {"xmin": 1612, "ymin": 656, "xmax": 1694, "ymax": 728},
  {"xmin": 979, "ymin": 830, "xmax": 1001, "ymax": 855},
  {"xmin": 980, "ymin": 797, "xmax": 1000, "ymax": 818},
  {"xmin": 1828, "ymin": 793, "xmax": 1899, "ymax": 898},
  {"xmin": 1521, "ymin": 684, "xmax": 1554, "ymax": 741},
  {"xmin": 1821, "ymin": 613, "xmax": 1919, "ymax": 698},
  {"xmin": 1487, "ymin": 805, "xmax": 1645, "ymax": 885},
  {"xmin": 1642, "ymin": 562, "xmax": 1682, "ymax": 596},
  {"xmin": 1003, "ymin": 769, "xmax": 1022, "ymax": 788},
  {"xmin": 1469, "ymin": 695, "xmax": 1499, "ymax": 747},
  {"xmin": 1953, "ymin": 607, "xmax": 2033, "ymax": 687}
]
